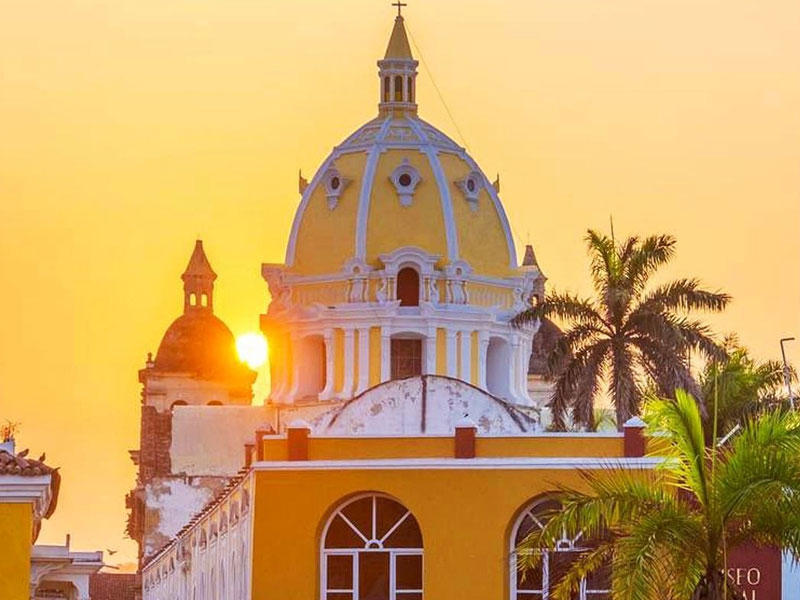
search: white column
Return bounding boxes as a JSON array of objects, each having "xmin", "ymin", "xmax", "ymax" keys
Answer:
[
  {"xmin": 356, "ymin": 327, "xmax": 370, "ymax": 395},
  {"xmin": 319, "ymin": 329, "xmax": 335, "ymax": 401},
  {"xmin": 381, "ymin": 328, "xmax": 392, "ymax": 382},
  {"xmin": 459, "ymin": 330, "xmax": 472, "ymax": 383},
  {"xmin": 510, "ymin": 335, "xmax": 522, "ymax": 402},
  {"xmin": 520, "ymin": 337, "xmax": 533, "ymax": 403},
  {"xmin": 477, "ymin": 330, "xmax": 489, "ymax": 389},
  {"xmin": 425, "ymin": 328, "xmax": 437, "ymax": 375},
  {"xmin": 287, "ymin": 333, "xmax": 301, "ymax": 403},
  {"xmin": 341, "ymin": 328, "xmax": 355, "ymax": 399},
  {"xmin": 446, "ymin": 329, "xmax": 458, "ymax": 378}
]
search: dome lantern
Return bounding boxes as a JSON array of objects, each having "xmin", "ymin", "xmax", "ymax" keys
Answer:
[
  {"xmin": 378, "ymin": 7, "xmax": 418, "ymax": 115},
  {"xmin": 182, "ymin": 240, "xmax": 217, "ymax": 313}
]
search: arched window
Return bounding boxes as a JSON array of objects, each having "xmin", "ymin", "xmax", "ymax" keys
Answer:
[
  {"xmin": 394, "ymin": 75, "xmax": 404, "ymax": 102},
  {"xmin": 207, "ymin": 401, "xmax": 223, "ymax": 406},
  {"xmin": 171, "ymin": 400, "xmax": 187, "ymax": 410},
  {"xmin": 384, "ymin": 76, "xmax": 390, "ymax": 102},
  {"xmin": 408, "ymin": 76, "xmax": 414, "ymax": 102},
  {"xmin": 511, "ymin": 498, "xmax": 610, "ymax": 599},
  {"xmin": 397, "ymin": 267, "xmax": 420, "ymax": 307},
  {"xmin": 322, "ymin": 494, "xmax": 423, "ymax": 600}
]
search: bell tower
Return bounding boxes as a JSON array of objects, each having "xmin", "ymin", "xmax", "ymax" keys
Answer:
[{"xmin": 182, "ymin": 240, "xmax": 216, "ymax": 312}]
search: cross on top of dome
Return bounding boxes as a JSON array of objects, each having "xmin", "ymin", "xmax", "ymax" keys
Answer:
[{"xmin": 392, "ymin": 1, "xmax": 407, "ymax": 16}]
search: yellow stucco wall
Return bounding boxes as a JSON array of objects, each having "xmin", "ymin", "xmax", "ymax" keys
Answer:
[
  {"xmin": 435, "ymin": 328, "xmax": 447, "ymax": 375},
  {"xmin": 250, "ymin": 467, "xmax": 592, "ymax": 600},
  {"xmin": 293, "ymin": 152, "xmax": 365, "ymax": 275},
  {"xmin": 333, "ymin": 329, "xmax": 344, "ymax": 394},
  {"xmin": 439, "ymin": 152, "xmax": 514, "ymax": 278},
  {"xmin": 260, "ymin": 434, "xmax": 625, "ymax": 462},
  {"xmin": 369, "ymin": 327, "xmax": 381, "ymax": 386},
  {"xmin": 0, "ymin": 503, "xmax": 33, "ymax": 600},
  {"xmin": 366, "ymin": 150, "xmax": 449, "ymax": 265}
]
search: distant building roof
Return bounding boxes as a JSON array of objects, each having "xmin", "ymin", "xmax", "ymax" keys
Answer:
[{"xmin": 89, "ymin": 573, "xmax": 141, "ymax": 600}]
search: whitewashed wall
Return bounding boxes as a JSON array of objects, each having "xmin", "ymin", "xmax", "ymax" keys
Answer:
[
  {"xmin": 171, "ymin": 406, "xmax": 272, "ymax": 476},
  {"xmin": 142, "ymin": 474, "xmax": 253, "ymax": 600},
  {"xmin": 314, "ymin": 375, "xmax": 538, "ymax": 435}
]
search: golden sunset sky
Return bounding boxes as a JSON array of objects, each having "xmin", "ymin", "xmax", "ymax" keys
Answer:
[{"xmin": 1, "ymin": 0, "xmax": 798, "ymax": 566}]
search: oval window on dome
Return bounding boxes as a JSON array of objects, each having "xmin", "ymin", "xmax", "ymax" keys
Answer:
[
  {"xmin": 398, "ymin": 173, "xmax": 412, "ymax": 187},
  {"xmin": 467, "ymin": 178, "xmax": 476, "ymax": 193},
  {"xmin": 330, "ymin": 176, "xmax": 340, "ymax": 190}
]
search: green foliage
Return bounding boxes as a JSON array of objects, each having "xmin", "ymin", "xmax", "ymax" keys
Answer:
[
  {"xmin": 517, "ymin": 391, "xmax": 800, "ymax": 600},
  {"xmin": 513, "ymin": 230, "xmax": 729, "ymax": 430},
  {"xmin": 700, "ymin": 336, "xmax": 791, "ymax": 439}
]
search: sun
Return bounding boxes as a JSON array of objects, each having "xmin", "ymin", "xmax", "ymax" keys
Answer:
[{"xmin": 236, "ymin": 333, "xmax": 268, "ymax": 369}]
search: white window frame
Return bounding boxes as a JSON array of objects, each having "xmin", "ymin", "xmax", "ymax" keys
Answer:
[
  {"xmin": 509, "ymin": 498, "xmax": 610, "ymax": 600},
  {"xmin": 321, "ymin": 493, "xmax": 423, "ymax": 600}
]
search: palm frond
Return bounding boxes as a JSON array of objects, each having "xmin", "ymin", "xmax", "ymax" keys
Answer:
[
  {"xmin": 512, "ymin": 292, "xmax": 609, "ymax": 330},
  {"xmin": 634, "ymin": 278, "xmax": 730, "ymax": 315},
  {"xmin": 623, "ymin": 234, "xmax": 676, "ymax": 296},
  {"xmin": 646, "ymin": 391, "xmax": 711, "ymax": 506}
]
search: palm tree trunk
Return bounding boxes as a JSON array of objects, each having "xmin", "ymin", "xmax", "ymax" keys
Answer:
[{"xmin": 692, "ymin": 570, "xmax": 744, "ymax": 600}]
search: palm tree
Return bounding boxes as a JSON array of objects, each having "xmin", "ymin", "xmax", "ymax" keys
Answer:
[
  {"xmin": 512, "ymin": 230, "xmax": 729, "ymax": 430},
  {"xmin": 516, "ymin": 390, "xmax": 800, "ymax": 600},
  {"xmin": 700, "ymin": 337, "xmax": 788, "ymax": 439}
]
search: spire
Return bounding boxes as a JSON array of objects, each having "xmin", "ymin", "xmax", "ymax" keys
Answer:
[
  {"xmin": 384, "ymin": 14, "xmax": 413, "ymax": 60},
  {"xmin": 181, "ymin": 240, "xmax": 217, "ymax": 313},
  {"xmin": 377, "ymin": 6, "xmax": 419, "ymax": 115},
  {"xmin": 522, "ymin": 244, "xmax": 538, "ymax": 268}
]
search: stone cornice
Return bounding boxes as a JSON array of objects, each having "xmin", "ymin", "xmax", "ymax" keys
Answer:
[{"xmin": 0, "ymin": 475, "xmax": 53, "ymax": 520}]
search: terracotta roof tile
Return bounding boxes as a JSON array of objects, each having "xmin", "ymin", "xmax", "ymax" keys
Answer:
[{"xmin": 0, "ymin": 449, "xmax": 56, "ymax": 476}]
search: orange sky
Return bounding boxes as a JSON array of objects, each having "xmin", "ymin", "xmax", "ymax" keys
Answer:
[{"xmin": 1, "ymin": 0, "xmax": 798, "ymax": 567}]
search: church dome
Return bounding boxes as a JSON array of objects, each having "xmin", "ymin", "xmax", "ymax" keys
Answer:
[
  {"xmin": 154, "ymin": 311, "xmax": 250, "ymax": 381},
  {"xmin": 152, "ymin": 241, "xmax": 255, "ymax": 385},
  {"xmin": 285, "ymin": 15, "xmax": 517, "ymax": 279}
]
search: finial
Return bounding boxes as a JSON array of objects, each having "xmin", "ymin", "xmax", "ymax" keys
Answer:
[
  {"xmin": 392, "ymin": 0, "xmax": 407, "ymax": 17},
  {"xmin": 492, "ymin": 173, "xmax": 500, "ymax": 192}
]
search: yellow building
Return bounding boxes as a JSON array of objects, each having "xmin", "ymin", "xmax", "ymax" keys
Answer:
[
  {"xmin": 138, "ymin": 11, "xmax": 662, "ymax": 600},
  {"xmin": 0, "ymin": 437, "xmax": 104, "ymax": 600}
]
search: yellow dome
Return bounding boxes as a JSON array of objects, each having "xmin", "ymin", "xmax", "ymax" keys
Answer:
[
  {"xmin": 285, "ymin": 15, "xmax": 518, "ymax": 280},
  {"xmin": 286, "ymin": 113, "xmax": 517, "ymax": 279}
]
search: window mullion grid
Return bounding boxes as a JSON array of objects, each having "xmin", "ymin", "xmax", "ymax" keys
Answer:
[
  {"xmin": 390, "ymin": 548, "xmax": 397, "ymax": 600},
  {"xmin": 542, "ymin": 551, "xmax": 549, "ymax": 600}
]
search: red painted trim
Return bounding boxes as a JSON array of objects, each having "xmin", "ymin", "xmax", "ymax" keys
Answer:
[
  {"xmin": 244, "ymin": 443, "xmax": 254, "ymax": 468},
  {"xmin": 454, "ymin": 426, "xmax": 476, "ymax": 459},
  {"xmin": 623, "ymin": 425, "xmax": 646, "ymax": 457},
  {"xmin": 255, "ymin": 431, "xmax": 265, "ymax": 462},
  {"xmin": 288, "ymin": 427, "xmax": 309, "ymax": 461}
]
